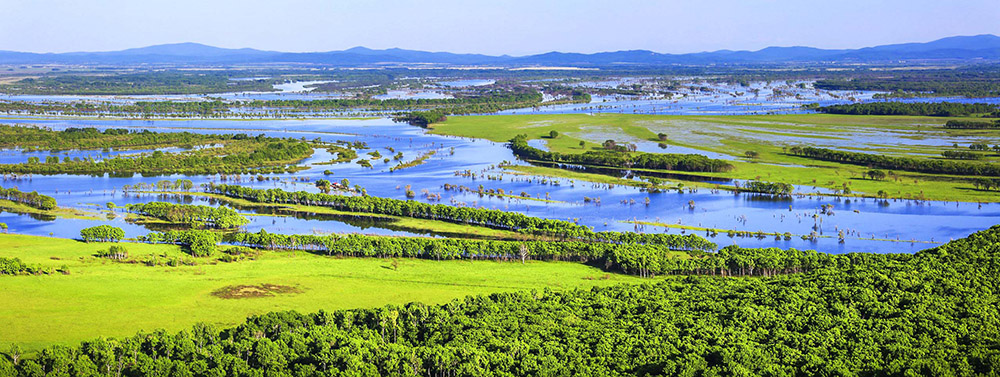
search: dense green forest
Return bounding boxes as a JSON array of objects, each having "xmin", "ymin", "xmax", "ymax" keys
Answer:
[
  {"xmin": 789, "ymin": 146, "xmax": 1000, "ymax": 177},
  {"xmin": 508, "ymin": 134, "xmax": 734, "ymax": 173},
  {"xmin": 813, "ymin": 102, "xmax": 999, "ymax": 117},
  {"xmin": 5, "ymin": 225, "xmax": 1000, "ymax": 376}
]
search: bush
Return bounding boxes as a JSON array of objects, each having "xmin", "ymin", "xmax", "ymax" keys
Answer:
[{"xmin": 80, "ymin": 225, "xmax": 125, "ymax": 243}]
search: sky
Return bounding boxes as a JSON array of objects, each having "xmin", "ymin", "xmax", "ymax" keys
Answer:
[{"xmin": 2, "ymin": 0, "xmax": 999, "ymax": 55}]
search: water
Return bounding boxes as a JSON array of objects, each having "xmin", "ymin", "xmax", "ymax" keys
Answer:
[
  {"xmin": 498, "ymin": 80, "xmax": 1000, "ymax": 116},
  {"xmin": 4, "ymin": 79, "xmax": 1000, "ymax": 118},
  {"xmin": 436, "ymin": 79, "xmax": 496, "ymax": 87},
  {"xmin": 373, "ymin": 90, "xmax": 453, "ymax": 100},
  {"xmin": 0, "ymin": 116, "xmax": 994, "ymax": 254}
]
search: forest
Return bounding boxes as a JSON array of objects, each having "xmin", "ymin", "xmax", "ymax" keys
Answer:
[
  {"xmin": 813, "ymin": 102, "xmax": 999, "ymax": 117},
  {"xmin": 4, "ymin": 225, "xmax": 999, "ymax": 376}
]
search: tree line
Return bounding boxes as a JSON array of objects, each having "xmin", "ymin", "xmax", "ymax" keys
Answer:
[
  {"xmin": 0, "ymin": 125, "xmax": 239, "ymax": 152},
  {"xmin": 132, "ymin": 228, "xmax": 819, "ymax": 279},
  {"xmin": 789, "ymin": 145, "xmax": 1000, "ymax": 177},
  {"xmin": 6, "ymin": 225, "xmax": 1000, "ymax": 376},
  {"xmin": 945, "ymin": 119, "xmax": 1000, "ymax": 129},
  {"xmin": 0, "ymin": 186, "xmax": 56, "ymax": 210},
  {"xmin": 0, "ymin": 139, "xmax": 312, "ymax": 176},
  {"xmin": 813, "ymin": 102, "xmax": 999, "ymax": 117},
  {"xmin": 509, "ymin": 134, "xmax": 734, "ymax": 173},
  {"xmin": 814, "ymin": 73, "xmax": 1000, "ymax": 98}
]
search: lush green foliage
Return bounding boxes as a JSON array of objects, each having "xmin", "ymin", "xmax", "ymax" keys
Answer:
[
  {"xmin": 735, "ymin": 180, "xmax": 794, "ymax": 196},
  {"xmin": 394, "ymin": 110, "xmax": 447, "ymax": 127},
  {"xmin": 0, "ymin": 125, "xmax": 235, "ymax": 151},
  {"xmin": 945, "ymin": 119, "xmax": 1000, "ymax": 129},
  {"xmin": 6, "ymin": 226, "xmax": 1000, "ymax": 376},
  {"xmin": 137, "ymin": 230, "xmax": 223, "ymax": 257},
  {"xmin": 942, "ymin": 150, "xmax": 984, "ymax": 160},
  {"xmin": 125, "ymin": 202, "xmax": 249, "ymax": 229},
  {"xmin": 0, "ymin": 186, "xmax": 56, "ymax": 210},
  {"xmin": 972, "ymin": 178, "xmax": 1000, "ymax": 191},
  {"xmin": 509, "ymin": 134, "xmax": 734, "ymax": 173},
  {"xmin": 97, "ymin": 245, "xmax": 129, "ymax": 260},
  {"xmin": 79, "ymin": 225, "xmax": 125, "ymax": 243},
  {"xmin": 227, "ymin": 231, "xmax": 712, "ymax": 271},
  {"xmin": 0, "ymin": 138, "xmax": 312, "ymax": 176},
  {"xmin": 789, "ymin": 145, "xmax": 1000, "ymax": 177},
  {"xmin": 814, "ymin": 102, "xmax": 999, "ymax": 117}
]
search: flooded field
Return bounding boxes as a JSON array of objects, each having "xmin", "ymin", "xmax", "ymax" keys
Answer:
[{"xmin": 0, "ymin": 116, "xmax": 996, "ymax": 254}]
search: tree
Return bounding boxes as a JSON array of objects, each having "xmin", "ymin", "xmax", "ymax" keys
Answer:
[
  {"xmin": 315, "ymin": 179, "xmax": 332, "ymax": 194},
  {"xmin": 80, "ymin": 225, "xmax": 125, "ymax": 243},
  {"xmin": 866, "ymin": 169, "xmax": 887, "ymax": 180},
  {"xmin": 549, "ymin": 130, "xmax": 559, "ymax": 138},
  {"xmin": 744, "ymin": 150, "xmax": 760, "ymax": 159}
]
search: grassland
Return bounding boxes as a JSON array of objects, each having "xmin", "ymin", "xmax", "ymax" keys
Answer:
[
  {"xmin": 0, "ymin": 233, "xmax": 643, "ymax": 351},
  {"xmin": 431, "ymin": 113, "xmax": 1000, "ymax": 202}
]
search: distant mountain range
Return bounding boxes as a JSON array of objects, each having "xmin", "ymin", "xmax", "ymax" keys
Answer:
[{"xmin": 2, "ymin": 35, "xmax": 999, "ymax": 67}]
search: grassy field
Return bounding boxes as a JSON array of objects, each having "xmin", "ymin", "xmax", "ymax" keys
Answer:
[
  {"xmin": 0, "ymin": 234, "xmax": 642, "ymax": 351},
  {"xmin": 431, "ymin": 113, "xmax": 1000, "ymax": 202}
]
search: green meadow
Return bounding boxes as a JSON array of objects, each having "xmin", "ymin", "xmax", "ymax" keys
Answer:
[
  {"xmin": 431, "ymin": 113, "xmax": 1000, "ymax": 202},
  {"xmin": 0, "ymin": 234, "xmax": 644, "ymax": 351}
]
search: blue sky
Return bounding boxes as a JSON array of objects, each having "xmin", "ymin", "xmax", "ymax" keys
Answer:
[{"xmin": 3, "ymin": 0, "xmax": 998, "ymax": 55}]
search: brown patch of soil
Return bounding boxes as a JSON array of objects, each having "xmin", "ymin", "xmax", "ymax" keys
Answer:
[{"xmin": 211, "ymin": 283, "xmax": 302, "ymax": 299}]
